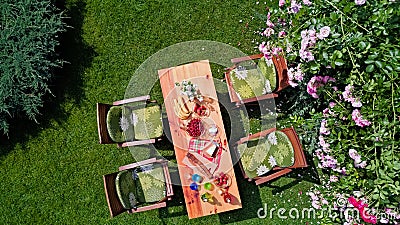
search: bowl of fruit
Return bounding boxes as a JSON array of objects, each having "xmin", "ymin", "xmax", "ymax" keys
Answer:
[
  {"xmin": 193, "ymin": 102, "xmax": 210, "ymax": 117},
  {"xmin": 185, "ymin": 118, "xmax": 204, "ymax": 137},
  {"xmin": 213, "ymin": 172, "xmax": 231, "ymax": 189},
  {"xmin": 173, "ymin": 97, "xmax": 194, "ymax": 120}
]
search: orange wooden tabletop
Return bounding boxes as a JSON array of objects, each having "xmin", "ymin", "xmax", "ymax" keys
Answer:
[{"xmin": 158, "ymin": 60, "xmax": 242, "ymax": 219}]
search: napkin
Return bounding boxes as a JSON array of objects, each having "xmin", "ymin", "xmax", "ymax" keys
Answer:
[{"xmin": 182, "ymin": 152, "xmax": 218, "ymax": 178}]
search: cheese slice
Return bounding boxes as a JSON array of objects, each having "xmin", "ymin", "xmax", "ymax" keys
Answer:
[{"xmin": 204, "ymin": 144, "xmax": 217, "ymax": 158}]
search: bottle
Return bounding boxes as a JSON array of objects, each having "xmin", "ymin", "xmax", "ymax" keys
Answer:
[
  {"xmin": 201, "ymin": 192, "xmax": 214, "ymax": 203},
  {"xmin": 222, "ymin": 192, "xmax": 232, "ymax": 203}
]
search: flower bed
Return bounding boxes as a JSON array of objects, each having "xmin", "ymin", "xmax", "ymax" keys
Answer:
[{"xmin": 246, "ymin": 0, "xmax": 400, "ymax": 224}]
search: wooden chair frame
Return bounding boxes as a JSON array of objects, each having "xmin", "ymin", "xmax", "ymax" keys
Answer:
[
  {"xmin": 103, "ymin": 158, "xmax": 174, "ymax": 218},
  {"xmin": 234, "ymin": 127, "xmax": 308, "ymax": 185},
  {"xmin": 224, "ymin": 54, "xmax": 289, "ymax": 106},
  {"xmin": 96, "ymin": 95, "xmax": 162, "ymax": 147}
]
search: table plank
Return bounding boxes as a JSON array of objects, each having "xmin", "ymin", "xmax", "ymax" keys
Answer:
[{"xmin": 159, "ymin": 60, "xmax": 242, "ymax": 219}]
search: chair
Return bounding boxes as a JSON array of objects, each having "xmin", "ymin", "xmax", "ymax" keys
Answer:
[
  {"xmin": 103, "ymin": 158, "xmax": 174, "ymax": 217},
  {"xmin": 225, "ymin": 54, "xmax": 289, "ymax": 105},
  {"xmin": 234, "ymin": 127, "xmax": 307, "ymax": 185},
  {"xmin": 97, "ymin": 95, "xmax": 163, "ymax": 147}
]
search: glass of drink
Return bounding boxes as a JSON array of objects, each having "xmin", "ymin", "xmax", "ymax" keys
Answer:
[
  {"xmin": 190, "ymin": 182, "xmax": 198, "ymax": 191},
  {"xmin": 192, "ymin": 174, "xmax": 203, "ymax": 183},
  {"xmin": 201, "ymin": 192, "xmax": 214, "ymax": 203},
  {"xmin": 204, "ymin": 182, "xmax": 213, "ymax": 191}
]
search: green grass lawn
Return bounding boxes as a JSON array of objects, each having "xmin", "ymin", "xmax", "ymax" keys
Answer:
[{"xmin": 0, "ymin": 0, "xmax": 319, "ymax": 224}]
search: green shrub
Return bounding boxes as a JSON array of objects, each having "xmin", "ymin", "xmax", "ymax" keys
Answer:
[{"xmin": 0, "ymin": 0, "xmax": 65, "ymax": 134}]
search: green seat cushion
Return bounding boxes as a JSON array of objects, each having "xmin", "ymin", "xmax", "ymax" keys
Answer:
[
  {"xmin": 107, "ymin": 104, "xmax": 163, "ymax": 142},
  {"xmin": 229, "ymin": 57, "xmax": 277, "ymax": 100},
  {"xmin": 121, "ymin": 106, "xmax": 135, "ymax": 142},
  {"xmin": 258, "ymin": 56, "xmax": 277, "ymax": 91},
  {"xmin": 238, "ymin": 131, "xmax": 294, "ymax": 179},
  {"xmin": 115, "ymin": 170, "xmax": 145, "ymax": 209},
  {"xmin": 106, "ymin": 106, "xmax": 126, "ymax": 143},
  {"xmin": 131, "ymin": 105, "xmax": 163, "ymax": 140},
  {"xmin": 136, "ymin": 163, "xmax": 166, "ymax": 203},
  {"xmin": 266, "ymin": 131, "xmax": 295, "ymax": 168}
]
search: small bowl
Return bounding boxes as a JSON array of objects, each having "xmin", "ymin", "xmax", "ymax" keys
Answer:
[
  {"xmin": 193, "ymin": 102, "xmax": 210, "ymax": 117},
  {"xmin": 185, "ymin": 118, "xmax": 205, "ymax": 137},
  {"xmin": 213, "ymin": 173, "xmax": 231, "ymax": 189}
]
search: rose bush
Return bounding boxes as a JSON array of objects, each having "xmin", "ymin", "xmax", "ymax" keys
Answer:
[{"xmin": 247, "ymin": 0, "xmax": 400, "ymax": 224}]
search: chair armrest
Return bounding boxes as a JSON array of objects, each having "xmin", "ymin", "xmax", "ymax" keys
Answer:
[
  {"xmin": 237, "ymin": 127, "xmax": 277, "ymax": 144},
  {"xmin": 160, "ymin": 160, "xmax": 174, "ymax": 197},
  {"xmin": 128, "ymin": 202, "xmax": 167, "ymax": 213},
  {"xmin": 224, "ymin": 65, "xmax": 236, "ymax": 72},
  {"xmin": 113, "ymin": 95, "xmax": 151, "ymax": 105},
  {"xmin": 231, "ymin": 53, "xmax": 263, "ymax": 64},
  {"xmin": 119, "ymin": 158, "xmax": 158, "ymax": 171},
  {"xmin": 255, "ymin": 168, "xmax": 292, "ymax": 185},
  {"xmin": 119, "ymin": 139, "xmax": 156, "ymax": 148}
]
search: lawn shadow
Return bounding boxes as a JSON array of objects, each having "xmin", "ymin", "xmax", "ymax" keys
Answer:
[
  {"xmin": 263, "ymin": 172, "xmax": 303, "ymax": 196},
  {"xmin": 0, "ymin": 0, "xmax": 95, "ymax": 157},
  {"xmin": 54, "ymin": 0, "xmax": 96, "ymax": 106},
  {"xmin": 301, "ymin": 151, "xmax": 321, "ymax": 184},
  {"xmin": 218, "ymin": 165, "xmax": 263, "ymax": 224},
  {"xmin": 259, "ymin": 151, "xmax": 321, "ymax": 195},
  {"xmin": 159, "ymin": 183, "xmax": 188, "ymax": 219}
]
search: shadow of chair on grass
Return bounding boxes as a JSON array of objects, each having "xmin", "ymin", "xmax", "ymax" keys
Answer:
[
  {"xmin": 218, "ymin": 165, "xmax": 264, "ymax": 224},
  {"xmin": 158, "ymin": 185, "xmax": 188, "ymax": 219},
  {"xmin": 259, "ymin": 151, "xmax": 321, "ymax": 195},
  {"xmin": 0, "ymin": 0, "xmax": 96, "ymax": 157}
]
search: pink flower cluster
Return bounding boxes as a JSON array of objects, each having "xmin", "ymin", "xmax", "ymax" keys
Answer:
[
  {"xmin": 316, "ymin": 135, "xmax": 346, "ymax": 174},
  {"xmin": 320, "ymin": 119, "xmax": 330, "ymax": 135},
  {"xmin": 317, "ymin": 26, "xmax": 331, "ymax": 40},
  {"xmin": 259, "ymin": 41, "xmax": 283, "ymax": 59},
  {"xmin": 384, "ymin": 208, "xmax": 400, "ymax": 224},
  {"xmin": 266, "ymin": 12, "xmax": 274, "ymax": 28},
  {"xmin": 352, "ymin": 109, "xmax": 371, "ymax": 127},
  {"xmin": 289, "ymin": 0, "xmax": 302, "ymax": 13},
  {"xmin": 279, "ymin": 0, "xmax": 312, "ymax": 8},
  {"xmin": 342, "ymin": 84, "xmax": 362, "ymax": 107},
  {"xmin": 340, "ymin": 84, "xmax": 370, "ymax": 127},
  {"xmin": 299, "ymin": 26, "xmax": 330, "ymax": 62},
  {"xmin": 329, "ymin": 175, "xmax": 338, "ymax": 182},
  {"xmin": 262, "ymin": 12, "xmax": 275, "ymax": 37},
  {"xmin": 348, "ymin": 196, "xmax": 377, "ymax": 224},
  {"xmin": 316, "ymin": 149, "xmax": 338, "ymax": 169},
  {"xmin": 307, "ymin": 190, "xmax": 329, "ymax": 210},
  {"xmin": 287, "ymin": 64, "xmax": 304, "ymax": 87},
  {"xmin": 355, "ymin": 0, "xmax": 366, "ymax": 6},
  {"xmin": 260, "ymin": 1, "xmax": 315, "ymax": 57},
  {"xmin": 349, "ymin": 149, "xmax": 367, "ymax": 168},
  {"xmin": 258, "ymin": 12, "xmax": 287, "ymax": 57},
  {"xmin": 323, "ymin": 102, "xmax": 336, "ymax": 117},
  {"xmin": 299, "ymin": 29, "xmax": 316, "ymax": 61},
  {"xmin": 316, "ymin": 137, "xmax": 335, "ymax": 167},
  {"xmin": 306, "ymin": 75, "xmax": 336, "ymax": 98}
]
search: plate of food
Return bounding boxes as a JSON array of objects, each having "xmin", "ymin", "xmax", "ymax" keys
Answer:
[
  {"xmin": 173, "ymin": 96, "xmax": 195, "ymax": 120},
  {"xmin": 213, "ymin": 172, "xmax": 231, "ymax": 189}
]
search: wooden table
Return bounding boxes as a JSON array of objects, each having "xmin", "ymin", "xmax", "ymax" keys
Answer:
[{"xmin": 158, "ymin": 60, "xmax": 242, "ymax": 219}]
